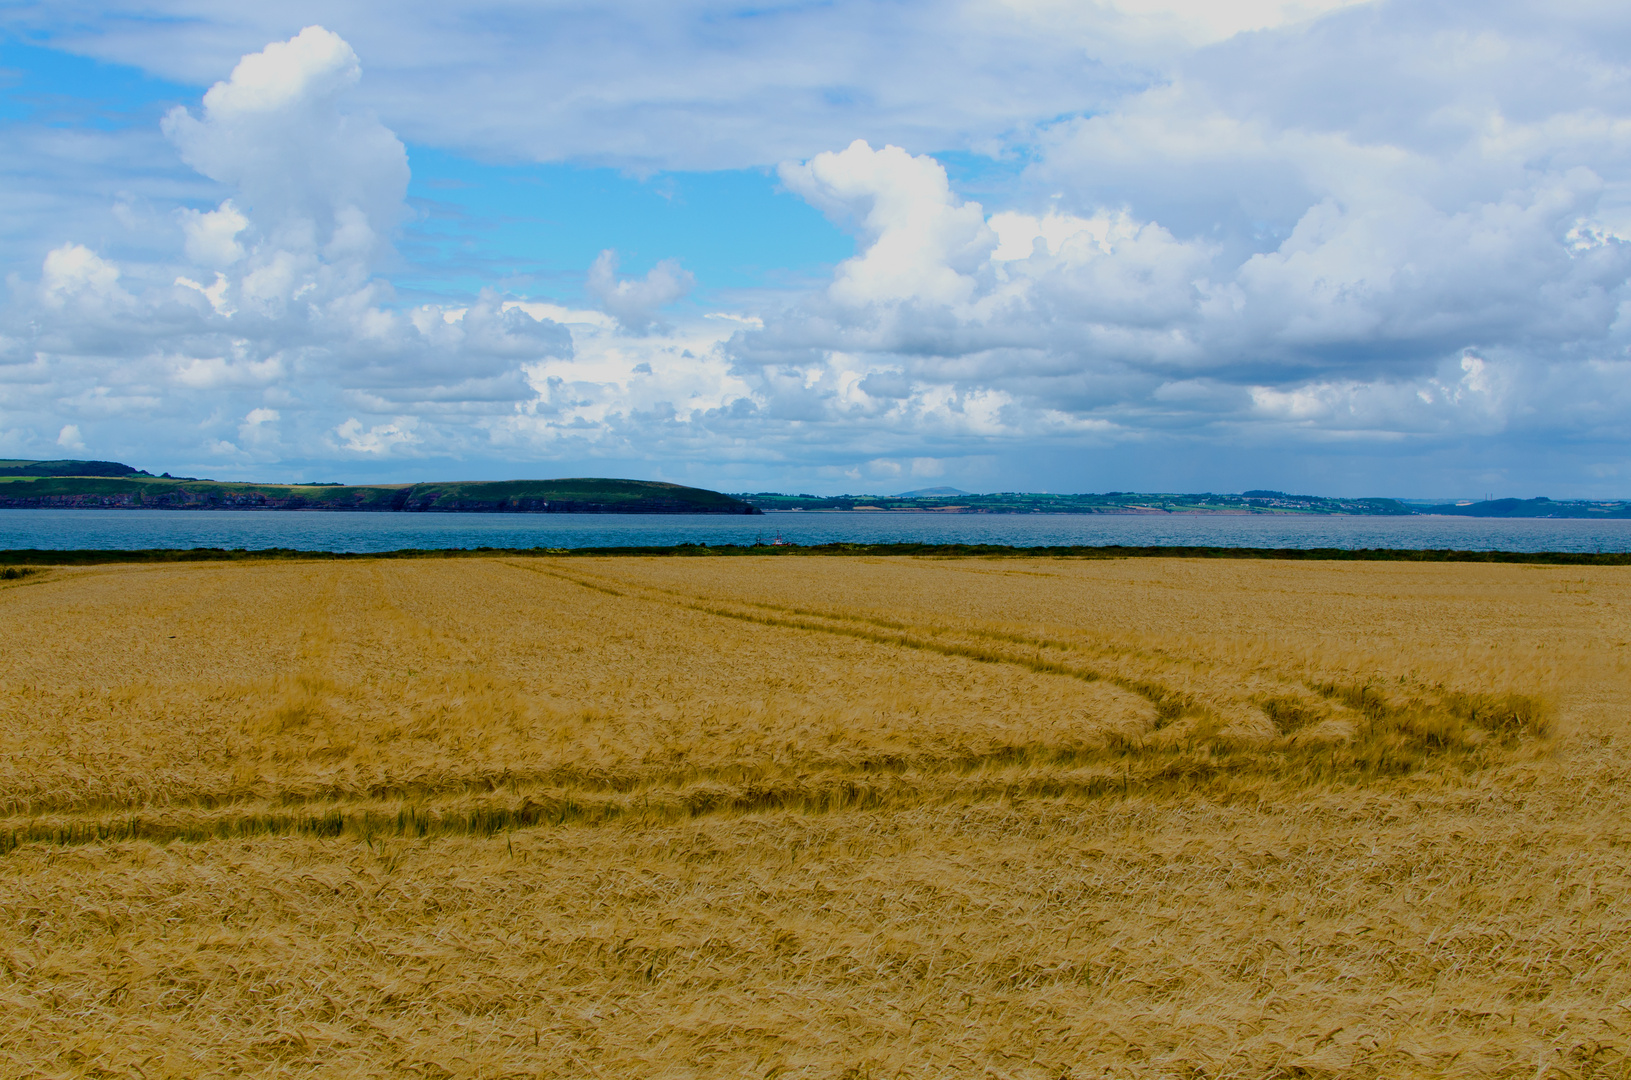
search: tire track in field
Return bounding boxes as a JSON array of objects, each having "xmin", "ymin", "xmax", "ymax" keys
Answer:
[
  {"xmin": 0, "ymin": 739, "xmax": 1343, "ymax": 854},
  {"xmin": 525, "ymin": 560, "xmax": 1396, "ymax": 737},
  {"xmin": 502, "ymin": 560, "xmax": 1286, "ymax": 728},
  {"xmin": 0, "ymin": 560, "xmax": 1525, "ymax": 854},
  {"xmin": 29, "ymin": 557, "xmax": 1144, "ymax": 823},
  {"xmin": 0, "ymin": 557, "xmax": 1206, "ymax": 848},
  {"xmin": 507, "ymin": 561, "xmax": 1125, "ymax": 682}
]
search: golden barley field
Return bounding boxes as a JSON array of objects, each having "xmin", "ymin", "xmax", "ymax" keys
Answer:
[{"xmin": 2, "ymin": 553, "xmax": 1629, "ymax": 1078}]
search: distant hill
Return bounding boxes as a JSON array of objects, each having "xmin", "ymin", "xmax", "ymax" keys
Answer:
[
  {"xmin": 0, "ymin": 468, "xmax": 759, "ymax": 514},
  {"xmin": 0, "ymin": 459, "xmax": 154, "ymax": 478},
  {"xmin": 743, "ymin": 490, "xmax": 1631, "ymax": 516},
  {"xmin": 1419, "ymin": 497, "xmax": 1631, "ymax": 518},
  {"xmin": 741, "ymin": 491, "xmax": 1415, "ymax": 515},
  {"xmin": 5, "ymin": 462, "xmax": 1625, "ymax": 517}
]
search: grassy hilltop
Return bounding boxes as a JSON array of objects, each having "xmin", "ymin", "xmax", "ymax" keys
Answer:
[{"xmin": 0, "ymin": 463, "xmax": 759, "ymax": 513}]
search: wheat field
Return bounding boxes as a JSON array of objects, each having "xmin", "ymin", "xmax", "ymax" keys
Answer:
[{"xmin": 1, "ymin": 553, "xmax": 1628, "ymax": 1078}]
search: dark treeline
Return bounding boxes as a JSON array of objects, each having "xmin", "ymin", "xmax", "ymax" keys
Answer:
[{"xmin": 5, "ymin": 543, "xmax": 1630, "ymax": 566}]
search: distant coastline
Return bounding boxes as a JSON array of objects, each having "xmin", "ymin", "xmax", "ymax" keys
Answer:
[
  {"xmin": 740, "ymin": 490, "xmax": 1631, "ymax": 519},
  {"xmin": 0, "ymin": 462, "xmax": 759, "ymax": 515},
  {"xmin": 1, "ymin": 461, "xmax": 1626, "ymax": 518}
]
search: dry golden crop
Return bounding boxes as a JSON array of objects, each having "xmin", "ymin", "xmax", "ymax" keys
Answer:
[{"xmin": 1, "ymin": 553, "xmax": 1628, "ymax": 1078}]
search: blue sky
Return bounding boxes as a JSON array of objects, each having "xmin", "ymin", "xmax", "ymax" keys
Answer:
[
  {"xmin": 0, "ymin": 38, "xmax": 183, "ymax": 126},
  {"xmin": 2, "ymin": 2, "xmax": 1630, "ymax": 497},
  {"xmin": 0, "ymin": 37, "xmax": 854, "ymax": 303},
  {"xmin": 399, "ymin": 150, "xmax": 851, "ymax": 305}
]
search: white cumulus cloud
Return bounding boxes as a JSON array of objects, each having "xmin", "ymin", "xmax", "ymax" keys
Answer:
[
  {"xmin": 717, "ymin": 4, "xmax": 1631, "ymax": 492},
  {"xmin": 178, "ymin": 201, "xmax": 248, "ymax": 267},
  {"xmin": 162, "ymin": 25, "xmax": 408, "ymax": 275},
  {"xmin": 780, "ymin": 140, "xmax": 997, "ymax": 309},
  {"xmin": 40, "ymin": 244, "xmax": 127, "ymax": 309},
  {"xmin": 0, "ymin": 27, "xmax": 574, "ymax": 476},
  {"xmin": 586, "ymin": 251, "xmax": 695, "ymax": 334}
]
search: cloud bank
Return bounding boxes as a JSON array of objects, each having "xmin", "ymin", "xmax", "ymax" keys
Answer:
[
  {"xmin": 4, "ymin": 0, "xmax": 1312, "ymax": 171},
  {"xmin": 2, "ymin": 3, "xmax": 1630, "ymax": 494},
  {"xmin": 1, "ymin": 27, "xmax": 575, "ymax": 475}
]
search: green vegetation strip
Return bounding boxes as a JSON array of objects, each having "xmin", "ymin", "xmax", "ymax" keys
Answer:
[{"xmin": 3, "ymin": 543, "xmax": 1631, "ymax": 565}]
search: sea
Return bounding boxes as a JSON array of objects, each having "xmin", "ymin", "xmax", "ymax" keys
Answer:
[{"xmin": 3, "ymin": 508, "xmax": 1630, "ymax": 553}]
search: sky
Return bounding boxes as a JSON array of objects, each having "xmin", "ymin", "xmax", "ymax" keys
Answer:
[{"xmin": 1, "ymin": 2, "xmax": 1629, "ymax": 497}]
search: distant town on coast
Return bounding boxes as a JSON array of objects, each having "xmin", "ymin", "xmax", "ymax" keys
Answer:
[{"xmin": 1, "ymin": 459, "xmax": 1628, "ymax": 518}]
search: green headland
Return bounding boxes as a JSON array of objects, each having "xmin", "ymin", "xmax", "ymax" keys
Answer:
[{"xmin": 0, "ymin": 463, "xmax": 759, "ymax": 514}]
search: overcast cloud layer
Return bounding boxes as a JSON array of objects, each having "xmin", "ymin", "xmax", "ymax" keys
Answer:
[{"xmin": 2, "ymin": 0, "xmax": 1629, "ymax": 495}]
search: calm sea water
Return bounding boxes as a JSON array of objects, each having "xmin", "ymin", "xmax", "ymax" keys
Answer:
[{"xmin": 2, "ymin": 508, "xmax": 1630, "ymax": 553}]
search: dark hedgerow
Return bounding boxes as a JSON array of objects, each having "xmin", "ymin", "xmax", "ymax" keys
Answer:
[{"xmin": 2, "ymin": 543, "xmax": 1629, "ymax": 566}]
